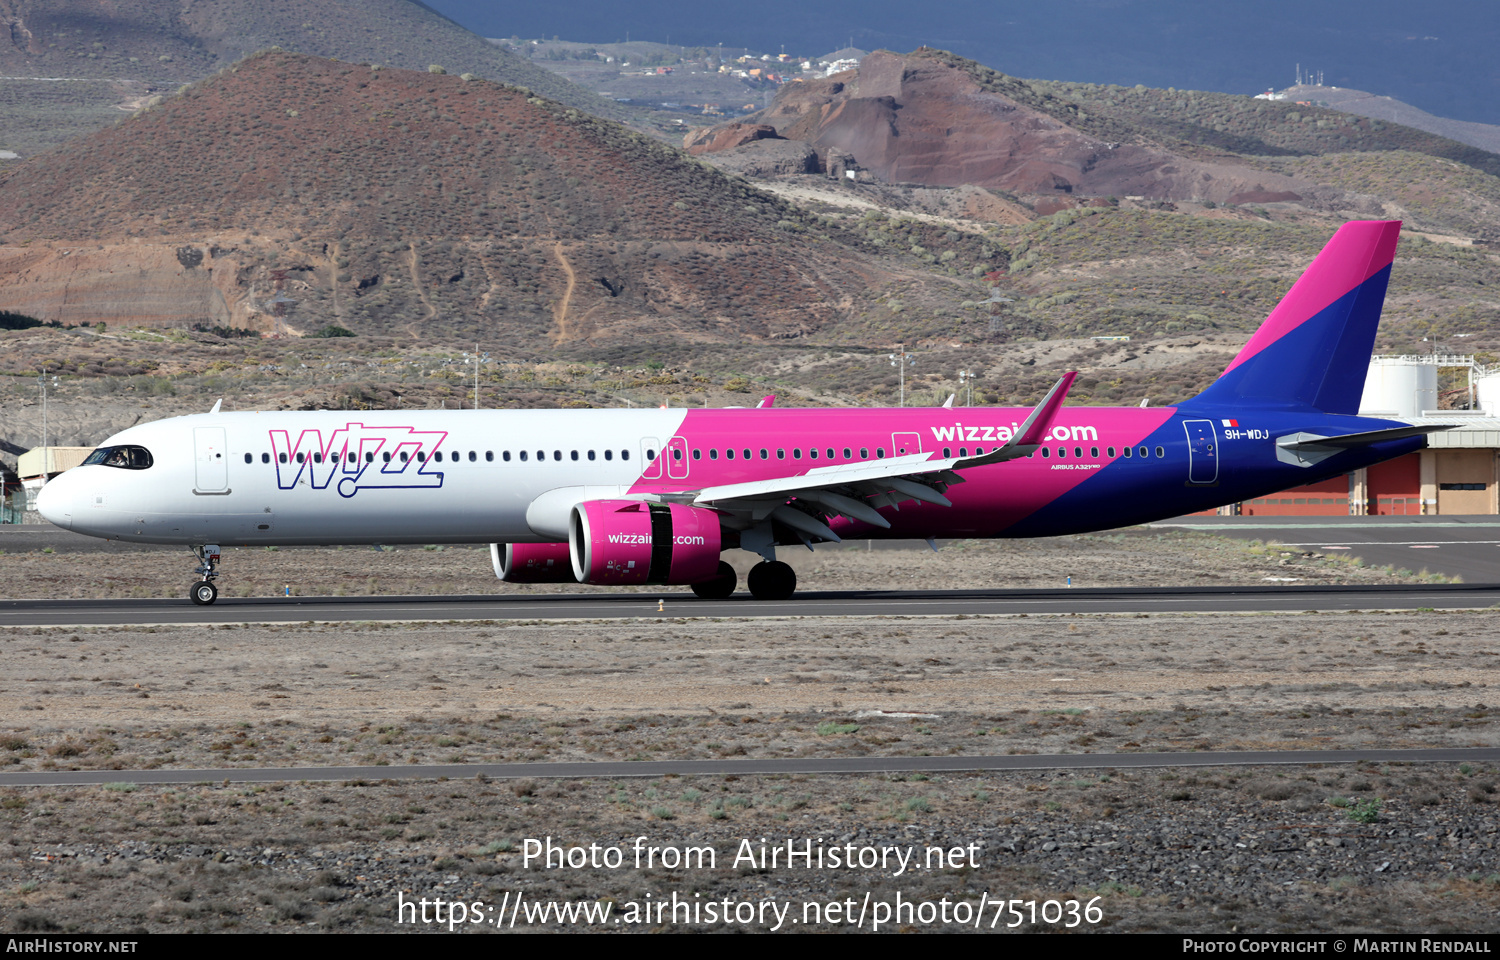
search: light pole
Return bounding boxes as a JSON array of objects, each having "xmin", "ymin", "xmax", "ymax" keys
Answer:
[
  {"xmin": 36, "ymin": 367, "xmax": 57, "ymax": 455},
  {"xmin": 888, "ymin": 345, "xmax": 916, "ymax": 407},
  {"xmin": 958, "ymin": 369, "xmax": 977, "ymax": 406},
  {"xmin": 461, "ymin": 346, "xmax": 491, "ymax": 410}
]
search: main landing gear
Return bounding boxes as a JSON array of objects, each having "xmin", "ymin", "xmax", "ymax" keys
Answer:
[
  {"xmin": 690, "ymin": 561, "xmax": 738, "ymax": 600},
  {"xmin": 190, "ymin": 544, "xmax": 221, "ymax": 605},
  {"xmin": 747, "ymin": 560, "xmax": 796, "ymax": 601}
]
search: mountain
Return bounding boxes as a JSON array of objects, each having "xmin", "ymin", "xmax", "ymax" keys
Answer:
[
  {"xmin": 0, "ymin": 52, "xmax": 907, "ymax": 343},
  {"xmin": 1280, "ymin": 84, "xmax": 1500, "ymax": 156},
  {"xmin": 689, "ymin": 49, "xmax": 1500, "ymax": 237},
  {"xmin": 0, "ymin": 0, "xmax": 633, "ymax": 157},
  {"xmin": 714, "ymin": 50, "xmax": 1326, "ymax": 207}
]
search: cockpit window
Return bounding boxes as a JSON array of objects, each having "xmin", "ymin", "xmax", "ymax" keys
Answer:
[{"xmin": 83, "ymin": 445, "xmax": 154, "ymax": 470}]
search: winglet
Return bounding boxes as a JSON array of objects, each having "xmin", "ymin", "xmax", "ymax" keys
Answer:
[
  {"xmin": 956, "ymin": 372, "xmax": 1076, "ymax": 468},
  {"xmin": 1015, "ymin": 372, "xmax": 1077, "ymax": 445},
  {"xmin": 756, "ymin": 395, "xmax": 776, "ymax": 409}
]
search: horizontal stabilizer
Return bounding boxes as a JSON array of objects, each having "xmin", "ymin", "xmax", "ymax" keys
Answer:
[{"xmin": 1276, "ymin": 424, "xmax": 1456, "ymax": 467}]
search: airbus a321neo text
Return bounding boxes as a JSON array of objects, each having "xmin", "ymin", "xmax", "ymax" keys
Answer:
[{"xmin": 38, "ymin": 220, "xmax": 1445, "ymax": 604}]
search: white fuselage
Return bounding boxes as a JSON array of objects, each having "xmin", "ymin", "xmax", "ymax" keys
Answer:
[{"xmin": 38, "ymin": 409, "xmax": 695, "ymax": 546}]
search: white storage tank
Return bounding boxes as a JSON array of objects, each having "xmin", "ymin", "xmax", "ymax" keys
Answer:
[
  {"xmin": 1476, "ymin": 373, "xmax": 1500, "ymax": 417},
  {"xmin": 1359, "ymin": 359, "xmax": 1436, "ymax": 418}
]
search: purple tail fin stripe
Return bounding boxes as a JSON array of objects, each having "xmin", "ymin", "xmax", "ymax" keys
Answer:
[{"xmin": 1220, "ymin": 221, "xmax": 1400, "ymax": 377}]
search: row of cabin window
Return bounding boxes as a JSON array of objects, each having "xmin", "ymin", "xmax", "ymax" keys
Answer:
[
  {"xmin": 245, "ymin": 443, "xmax": 1170, "ymax": 466},
  {"xmin": 246, "ymin": 449, "xmax": 636, "ymax": 465}
]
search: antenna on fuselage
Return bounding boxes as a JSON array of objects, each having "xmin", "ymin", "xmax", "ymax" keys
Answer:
[{"xmin": 209, "ymin": 399, "xmax": 222, "ymax": 414}]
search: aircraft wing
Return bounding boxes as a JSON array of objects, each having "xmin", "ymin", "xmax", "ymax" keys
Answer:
[{"xmin": 676, "ymin": 374, "xmax": 1077, "ymax": 542}]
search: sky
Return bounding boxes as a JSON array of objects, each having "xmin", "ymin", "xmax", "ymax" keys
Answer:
[{"xmin": 420, "ymin": 0, "xmax": 1500, "ymax": 126}]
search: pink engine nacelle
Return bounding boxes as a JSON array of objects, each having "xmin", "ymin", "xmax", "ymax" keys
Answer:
[
  {"xmin": 491, "ymin": 542, "xmax": 579, "ymax": 583},
  {"xmin": 569, "ymin": 499, "xmax": 723, "ymax": 586}
]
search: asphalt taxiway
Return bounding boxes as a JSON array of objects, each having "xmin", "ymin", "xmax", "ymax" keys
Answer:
[
  {"xmin": 1, "ymin": 581, "xmax": 1497, "ymax": 627},
  {"xmin": 1153, "ymin": 515, "xmax": 1500, "ymax": 581}
]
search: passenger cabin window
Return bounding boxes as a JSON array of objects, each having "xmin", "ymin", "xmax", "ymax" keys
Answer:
[
  {"xmin": 621, "ymin": 450, "xmax": 630, "ymax": 461},
  {"xmin": 486, "ymin": 451, "xmax": 495, "ymax": 462},
  {"xmin": 262, "ymin": 453, "xmax": 270, "ymax": 464},
  {"xmin": 244, "ymin": 453, "xmax": 252, "ymax": 464},
  {"xmin": 469, "ymin": 451, "xmax": 477, "ymax": 462},
  {"xmin": 604, "ymin": 450, "xmax": 613, "ymax": 461}
]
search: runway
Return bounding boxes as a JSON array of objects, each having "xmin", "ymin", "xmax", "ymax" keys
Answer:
[
  {"xmin": 1153, "ymin": 515, "xmax": 1500, "ymax": 581},
  {"xmin": 1, "ymin": 581, "xmax": 1498, "ymax": 626},
  {"xmin": 5, "ymin": 747, "xmax": 1497, "ymax": 787}
]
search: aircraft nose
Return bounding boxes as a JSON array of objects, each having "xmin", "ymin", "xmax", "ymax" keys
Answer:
[{"xmin": 35, "ymin": 473, "xmax": 75, "ymax": 530}]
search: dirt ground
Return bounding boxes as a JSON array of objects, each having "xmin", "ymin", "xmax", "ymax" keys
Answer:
[{"xmin": 1, "ymin": 532, "xmax": 1496, "ymax": 934}]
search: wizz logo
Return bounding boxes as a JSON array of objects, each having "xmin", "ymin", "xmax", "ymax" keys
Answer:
[{"xmin": 269, "ymin": 424, "xmax": 448, "ymax": 498}]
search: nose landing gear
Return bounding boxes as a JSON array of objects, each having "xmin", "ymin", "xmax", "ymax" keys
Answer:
[{"xmin": 190, "ymin": 544, "xmax": 222, "ymax": 605}]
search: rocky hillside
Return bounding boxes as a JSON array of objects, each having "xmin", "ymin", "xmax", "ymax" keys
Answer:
[
  {"xmin": 729, "ymin": 51, "xmax": 1323, "ymax": 207},
  {"xmin": 0, "ymin": 0, "xmax": 632, "ymax": 156},
  {"xmin": 691, "ymin": 49, "xmax": 1500, "ymax": 239},
  {"xmin": 0, "ymin": 52, "xmax": 927, "ymax": 343},
  {"xmin": 1273, "ymin": 84, "xmax": 1500, "ymax": 157}
]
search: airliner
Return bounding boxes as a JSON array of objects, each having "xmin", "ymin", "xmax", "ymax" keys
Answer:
[{"xmin": 36, "ymin": 220, "xmax": 1445, "ymax": 604}]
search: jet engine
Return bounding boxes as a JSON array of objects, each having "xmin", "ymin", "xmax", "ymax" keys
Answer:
[
  {"xmin": 569, "ymin": 500, "xmax": 722, "ymax": 585},
  {"xmin": 490, "ymin": 542, "xmax": 579, "ymax": 583}
]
